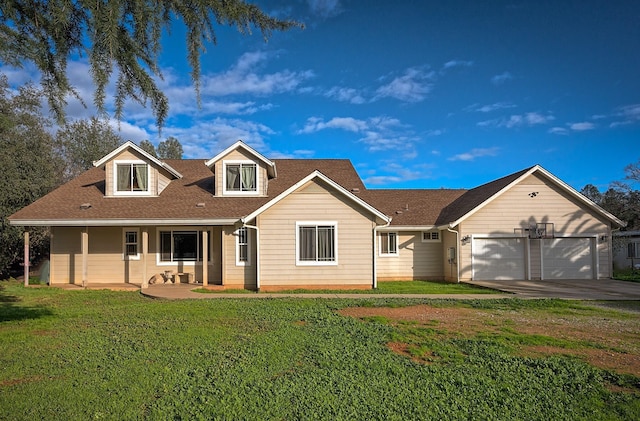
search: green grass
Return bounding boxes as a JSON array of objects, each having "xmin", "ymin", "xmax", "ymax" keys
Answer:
[
  {"xmin": 194, "ymin": 280, "xmax": 500, "ymax": 294},
  {"xmin": 1, "ymin": 280, "xmax": 638, "ymax": 420}
]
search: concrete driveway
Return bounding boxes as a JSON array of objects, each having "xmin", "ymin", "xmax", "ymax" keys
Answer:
[{"xmin": 466, "ymin": 278, "xmax": 640, "ymax": 300}]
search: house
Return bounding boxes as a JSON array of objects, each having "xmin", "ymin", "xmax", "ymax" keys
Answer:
[
  {"xmin": 9, "ymin": 140, "xmax": 626, "ymax": 290},
  {"xmin": 613, "ymin": 231, "xmax": 640, "ymax": 271}
]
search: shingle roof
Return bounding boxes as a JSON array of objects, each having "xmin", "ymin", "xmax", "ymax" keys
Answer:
[
  {"xmin": 360, "ymin": 189, "xmax": 467, "ymax": 226},
  {"xmin": 434, "ymin": 166, "xmax": 534, "ymax": 226},
  {"xmin": 9, "ymin": 159, "xmax": 368, "ymax": 224}
]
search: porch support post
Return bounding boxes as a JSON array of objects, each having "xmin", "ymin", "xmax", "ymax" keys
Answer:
[
  {"xmin": 141, "ymin": 228, "xmax": 149, "ymax": 288},
  {"xmin": 81, "ymin": 227, "xmax": 88, "ymax": 287},
  {"xmin": 23, "ymin": 231, "xmax": 29, "ymax": 287},
  {"xmin": 202, "ymin": 229, "xmax": 208, "ymax": 286}
]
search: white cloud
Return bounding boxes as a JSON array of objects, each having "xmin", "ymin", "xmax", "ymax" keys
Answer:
[
  {"xmin": 160, "ymin": 118, "xmax": 276, "ymax": 159},
  {"xmin": 374, "ymin": 67, "xmax": 435, "ymax": 102},
  {"xmin": 467, "ymin": 102, "xmax": 516, "ymax": 113},
  {"xmin": 442, "ymin": 60, "xmax": 474, "ymax": 71},
  {"xmin": 107, "ymin": 119, "xmax": 152, "ymax": 142},
  {"xmin": 363, "ymin": 175, "xmax": 403, "ymax": 185},
  {"xmin": 548, "ymin": 127, "xmax": 569, "ymax": 135},
  {"xmin": 569, "ymin": 122, "xmax": 595, "ymax": 131},
  {"xmin": 478, "ymin": 112, "xmax": 554, "ymax": 128},
  {"xmin": 448, "ymin": 147, "xmax": 500, "ymax": 161},
  {"xmin": 549, "ymin": 122, "xmax": 596, "ymax": 135},
  {"xmin": 610, "ymin": 104, "xmax": 640, "ymax": 127},
  {"xmin": 307, "ymin": 0, "xmax": 343, "ymax": 17},
  {"xmin": 297, "ymin": 115, "xmax": 419, "ymax": 154},
  {"xmin": 297, "ymin": 116, "xmax": 368, "ymax": 134},
  {"xmin": 324, "ymin": 86, "xmax": 366, "ymax": 104},
  {"xmin": 200, "ymin": 51, "xmax": 314, "ymax": 97},
  {"xmin": 491, "ymin": 71, "xmax": 513, "ymax": 85}
]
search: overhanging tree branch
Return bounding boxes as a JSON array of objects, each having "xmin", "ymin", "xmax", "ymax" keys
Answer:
[{"xmin": 0, "ymin": 0, "xmax": 303, "ymax": 128}]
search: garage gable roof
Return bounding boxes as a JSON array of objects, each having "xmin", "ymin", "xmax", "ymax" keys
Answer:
[{"xmin": 438, "ymin": 165, "xmax": 626, "ymax": 229}]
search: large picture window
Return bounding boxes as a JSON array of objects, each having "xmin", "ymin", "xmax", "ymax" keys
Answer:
[
  {"xmin": 380, "ymin": 232, "xmax": 398, "ymax": 256},
  {"xmin": 225, "ymin": 162, "xmax": 257, "ymax": 193},
  {"xmin": 159, "ymin": 230, "xmax": 209, "ymax": 263},
  {"xmin": 116, "ymin": 162, "xmax": 149, "ymax": 193},
  {"xmin": 297, "ymin": 222, "xmax": 337, "ymax": 265}
]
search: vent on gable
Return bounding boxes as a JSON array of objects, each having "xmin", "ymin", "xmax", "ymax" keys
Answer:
[
  {"xmin": 196, "ymin": 202, "xmax": 206, "ymax": 208},
  {"xmin": 80, "ymin": 203, "xmax": 92, "ymax": 210}
]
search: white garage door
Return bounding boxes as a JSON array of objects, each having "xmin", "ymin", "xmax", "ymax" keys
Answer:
[
  {"xmin": 473, "ymin": 238, "xmax": 525, "ymax": 280},
  {"xmin": 543, "ymin": 238, "xmax": 593, "ymax": 279}
]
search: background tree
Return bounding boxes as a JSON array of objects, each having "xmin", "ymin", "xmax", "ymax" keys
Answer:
[
  {"xmin": 0, "ymin": 0, "xmax": 303, "ymax": 128},
  {"xmin": 157, "ymin": 136, "xmax": 184, "ymax": 159},
  {"xmin": 139, "ymin": 140, "xmax": 158, "ymax": 158},
  {"xmin": 54, "ymin": 117, "xmax": 124, "ymax": 182},
  {"xmin": 0, "ymin": 77, "xmax": 60, "ymax": 277},
  {"xmin": 581, "ymin": 159, "xmax": 640, "ymax": 230}
]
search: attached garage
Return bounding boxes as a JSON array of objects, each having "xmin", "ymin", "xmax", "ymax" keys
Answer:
[
  {"xmin": 472, "ymin": 238, "xmax": 526, "ymax": 280},
  {"xmin": 542, "ymin": 237, "xmax": 594, "ymax": 279},
  {"xmin": 471, "ymin": 236, "xmax": 596, "ymax": 281}
]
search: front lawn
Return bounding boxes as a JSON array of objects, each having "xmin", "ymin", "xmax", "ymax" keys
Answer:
[
  {"xmin": 1, "ymin": 281, "xmax": 638, "ymax": 420},
  {"xmin": 195, "ymin": 280, "xmax": 499, "ymax": 294}
]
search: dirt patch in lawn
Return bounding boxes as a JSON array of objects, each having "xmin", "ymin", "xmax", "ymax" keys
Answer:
[{"xmin": 339, "ymin": 304, "xmax": 640, "ymax": 377}]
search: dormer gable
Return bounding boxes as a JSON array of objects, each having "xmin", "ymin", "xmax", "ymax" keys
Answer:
[
  {"xmin": 205, "ymin": 140, "xmax": 276, "ymax": 197},
  {"xmin": 93, "ymin": 141, "xmax": 183, "ymax": 197}
]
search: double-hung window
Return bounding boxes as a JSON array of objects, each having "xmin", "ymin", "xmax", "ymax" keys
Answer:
[
  {"xmin": 115, "ymin": 161, "xmax": 149, "ymax": 194},
  {"xmin": 224, "ymin": 161, "xmax": 257, "ymax": 194},
  {"xmin": 123, "ymin": 229, "xmax": 140, "ymax": 260},
  {"xmin": 629, "ymin": 242, "xmax": 640, "ymax": 259},
  {"xmin": 236, "ymin": 227, "xmax": 250, "ymax": 265},
  {"xmin": 297, "ymin": 222, "xmax": 337, "ymax": 265},
  {"xmin": 380, "ymin": 232, "xmax": 398, "ymax": 256}
]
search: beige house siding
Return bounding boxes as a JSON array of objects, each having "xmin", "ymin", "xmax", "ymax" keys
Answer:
[
  {"xmin": 212, "ymin": 149, "xmax": 269, "ymax": 196},
  {"xmin": 376, "ymin": 231, "xmax": 444, "ymax": 280},
  {"xmin": 457, "ymin": 173, "xmax": 611, "ymax": 280},
  {"xmin": 221, "ymin": 226, "xmax": 257, "ymax": 288},
  {"xmin": 50, "ymin": 225, "xmax": 222, "ymax": 285},
  {"xmin": 258, "ymin": 180, "xmax": 376, "ymax": 289},
  {"xmin": 50, "ymin": 227, "xmax": 82, "ymax": 284}
]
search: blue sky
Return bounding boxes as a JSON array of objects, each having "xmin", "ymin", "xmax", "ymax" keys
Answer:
[{"xmin": 5, "ymin": 0, "xmax": 640, "ymax": 191}]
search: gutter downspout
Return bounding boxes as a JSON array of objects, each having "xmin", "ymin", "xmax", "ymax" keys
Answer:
[
  {"xmin": 373, "ymin": 219, "xmax": 392, "ymax": 289},
  {"xmin": 241, "ymin": 220, "xmax": 260, "ymax": 291},
  {"xmin": 447, "ymin": 226, "xmax": 460, "ymax": 283}
]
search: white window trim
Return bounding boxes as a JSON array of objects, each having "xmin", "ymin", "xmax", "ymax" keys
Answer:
[
  {"xmin": 222, "ymin": 160, "xmax": 259, "ymax": 196},
  {"xmin": 235, "ymin": 227, "xmax": 251, "ymax": 266},
  {"xmin": 296, "ymin": 221, "xmax": 338, "ymax": 266},
  {"xmin": 113, "ymin": 160, "xmax": 152, "ymax": 196},
  {"xmin": 379, "ymin": 232, "xmax": 398, "ymax": 257},
  {"xmin": 156, "ymin": 228, "xmax": 209, "ymax": 266},
  {"xmin": 421, "ymin": 230, "xmax": 441, "ymax": 243},
  {"xmin": 122, "ymin": 228, "xmax": 140, "ymax": 260}
]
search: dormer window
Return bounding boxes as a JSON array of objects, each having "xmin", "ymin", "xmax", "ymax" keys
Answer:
[
  {"xmin": 114, "ymin": 161, "xmax": 150, "ymax": 195},
  {"xmin": 224, "ymin": 161, "xmax": 257, "ymax": 194}
]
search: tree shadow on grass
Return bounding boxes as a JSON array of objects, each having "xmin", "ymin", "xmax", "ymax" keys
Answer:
[{"xmin": 0, "ymin": 284, "xmax": 53, "ymax": 322}]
